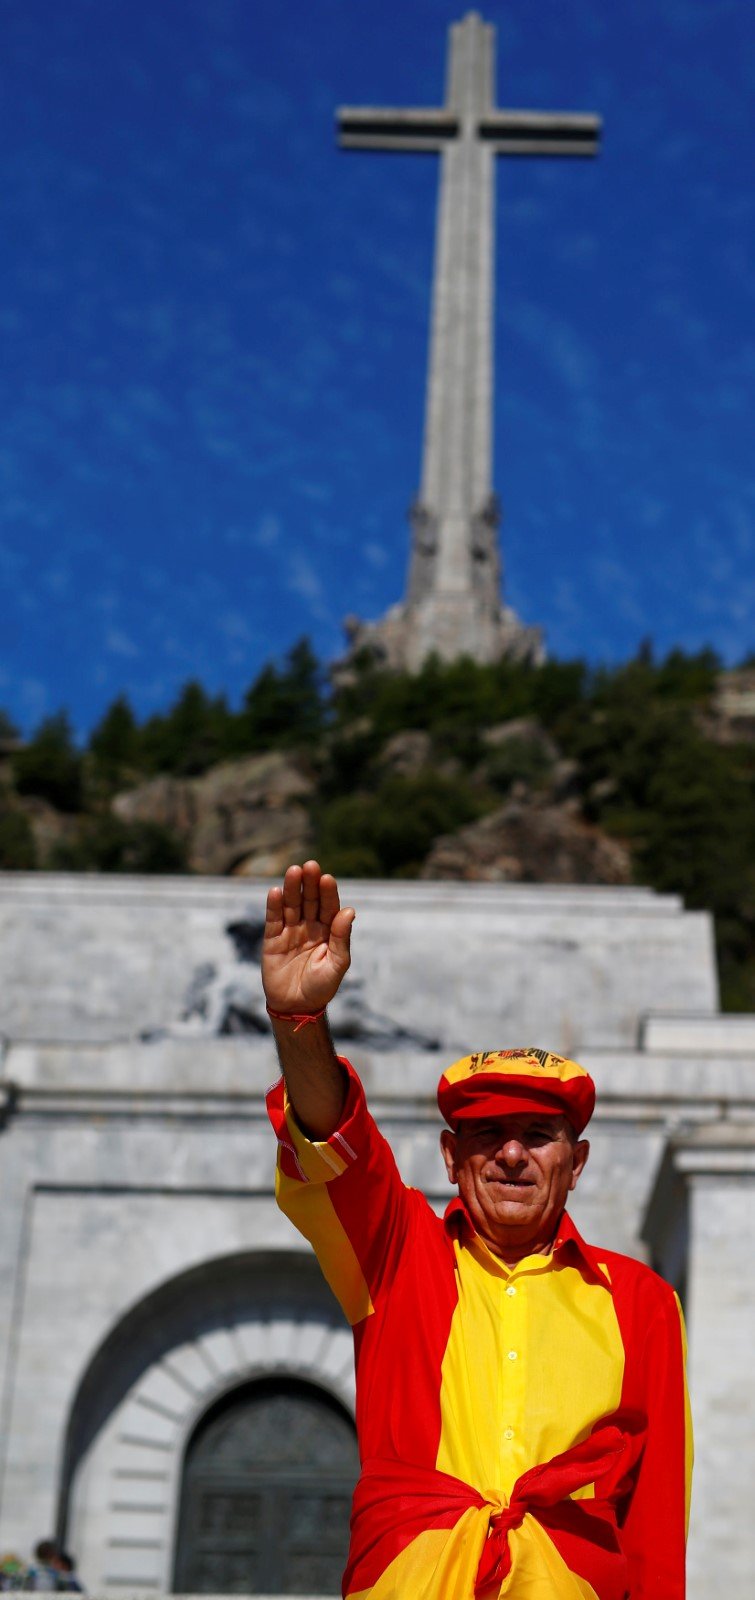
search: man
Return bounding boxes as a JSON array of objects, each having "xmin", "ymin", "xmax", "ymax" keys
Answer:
[{"xmin": 264, "ymin": 862, "xmax": 692, "ymax": 1599}]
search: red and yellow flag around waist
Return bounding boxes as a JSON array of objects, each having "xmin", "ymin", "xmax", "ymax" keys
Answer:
[{"xmin": 344, "ymin": 1422, "xmax": 638, "ymax": 1600}]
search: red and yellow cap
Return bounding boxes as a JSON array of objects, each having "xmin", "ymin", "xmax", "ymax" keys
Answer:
[{"xmin": 437, "ymin": 1048, "xmax": 595, "ymax": 1135}]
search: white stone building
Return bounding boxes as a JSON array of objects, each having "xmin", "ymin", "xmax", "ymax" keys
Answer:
[{"xmin": 0, "ymin": 872, "xmax": 753, "ymax": 1597}]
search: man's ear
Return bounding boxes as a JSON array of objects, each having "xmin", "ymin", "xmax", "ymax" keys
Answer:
[
  {"xmin": 440, "ymin": 1128, "xmax": 458, "ymax": 1185},
  {"xmin": 568, "ymin": 1138, "xmax": 590, "ymax": 1192}
]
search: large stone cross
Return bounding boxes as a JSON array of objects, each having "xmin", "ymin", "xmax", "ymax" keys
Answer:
[{"xmin": 338, "ymin": 11, "xmax": 600, "ymax": 669}]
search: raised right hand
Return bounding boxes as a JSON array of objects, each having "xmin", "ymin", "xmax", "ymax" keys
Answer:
[{"xmin": 262, "ymin": 860, "xmax": 355, "ymax": 1016}]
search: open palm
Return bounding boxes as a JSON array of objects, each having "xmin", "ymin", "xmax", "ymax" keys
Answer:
[{"xmin": 262, "ymin": 861, "xmax": 355, "ymax": 1015}]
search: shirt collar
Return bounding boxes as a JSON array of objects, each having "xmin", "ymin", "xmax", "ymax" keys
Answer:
[{"xmin": 443, "ymin": 1197, "xmax": 612, "ymax": 1289}]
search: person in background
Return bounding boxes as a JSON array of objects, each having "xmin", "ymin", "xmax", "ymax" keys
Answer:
[
  {"xmin": 22, "ymin": 1543, "xmax": 59, "ymax": 1592},
  {"xmin": 22, "ymin": 1543, "xmax": 83, "ymax": 1594},
  {"xmin": 0, "ymin": 1554, "xmax": 28, "ymax": 1591},
  {"xmin": 55, "ymin": 1554, "xmax": 83, "ymax": 1594}
]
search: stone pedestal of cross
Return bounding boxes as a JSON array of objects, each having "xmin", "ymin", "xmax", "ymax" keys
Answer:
[{"xmin": 338, "ymin": 11, "xmax": 600, "ymax": 671}]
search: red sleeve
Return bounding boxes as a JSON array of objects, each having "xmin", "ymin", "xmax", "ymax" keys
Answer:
[
  {"xmin": 618, "ymin": 1288, "xmax": 692, "ymax": 1599},
  {"xmin": 267, "ymin": 1057, "xmax": 414, "ymax": 1324}
]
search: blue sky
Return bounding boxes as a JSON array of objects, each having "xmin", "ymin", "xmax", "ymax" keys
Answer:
[{"xmin": 1, "ymin": 0, "xmax": 753, "ymax": 735}]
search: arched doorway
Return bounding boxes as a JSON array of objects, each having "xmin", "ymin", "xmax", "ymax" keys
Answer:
[
  {"xmin": 173, "ymin": 1377, "xmax": 359, "ymax": 1595},
  {"xmin": 59, "ymin": 1251, "xmax": 356, "ymax": 1594}
]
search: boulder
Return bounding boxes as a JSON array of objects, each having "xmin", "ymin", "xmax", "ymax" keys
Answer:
[
  {"xmin": 421, "ymin": 795, "xmax": 632, "ymax": 884},
  {"xmin": 375, "ymin": 729, "xmax": 433, "ymax": 777},
  {"xmin": 19, "ymin": 796, "xmax": 79, "ymax": 864},
  {"xmin": 113, "ymin": 752, "xmax": 313, "ymax": 876},
  {"xmin": 703, "ymin": 670, "xmax": 755, "ymax": 744},
  {"xmin": 476, "ymin": 718, "xmax": 560, "ymax": 797},
  {"xmin": 481, "ymin": 717, "xmax": 559, "ymax": 761}
]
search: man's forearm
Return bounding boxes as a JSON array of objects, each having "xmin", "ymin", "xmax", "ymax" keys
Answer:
[{"xmin": 271, "ymin": 1012, "xmax": 348, "ymax": 1140}]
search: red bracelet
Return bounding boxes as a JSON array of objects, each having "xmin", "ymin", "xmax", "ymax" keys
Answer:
[{"xmin": 266, "ymin": 1004, "xmax": 326, "ymax": 1033}]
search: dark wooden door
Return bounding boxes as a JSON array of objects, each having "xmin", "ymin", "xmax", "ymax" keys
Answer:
[{"xmin": 173, "ymin": 1378, "xmax": 359, "ymax": 1595}]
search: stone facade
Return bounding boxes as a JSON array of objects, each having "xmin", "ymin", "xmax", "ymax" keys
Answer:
[{"xmin": 0, "ymin": 872, "xmax": 753, "ymax": 1597}]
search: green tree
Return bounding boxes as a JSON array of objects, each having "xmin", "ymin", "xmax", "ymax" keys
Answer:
[
  {"xmin": 14, "ymin": 713, "xmax": 83, "ymax": 812},
  {"xmin": 315, "ymin": 771, "xmax": 482, "ymax": 877},
  {"xmin": 530, "ymin": 660, "xmax": 587, "ymax": 729},
  {"xmin": 52, "ymin": 816, "xmax": 188, "ymax": 873},
  {"xmin": 241, "ymin": 638, "xmax": 325, "ymax": 751},
  {"xmin": 0, "ymin": 709, "xmax": 19, "ymax": 744},
  {"xmin": 640, "ymin": 732, "xmax": 753, "ymax": 919},
  {"xmin": 331, "ymin": 653, "xmax": 588, "ymax": 750},
  {"xmin": 0, "ymin": 807, "xmax": 36, "ymax": 868},
  {"xmin": 89, "ymin": 696, "xmax": 141, "ymax": 788},
  {"xmin": 639, "ymin": 730, "xmax": 755, "ymax": 1010},
  {"xmin": 655, "ymin": 646, "xmax": 720, "ymax": 703},
  {"xmin": 140, "ymin": 682, "xmax": 231, "ymax": 776}
]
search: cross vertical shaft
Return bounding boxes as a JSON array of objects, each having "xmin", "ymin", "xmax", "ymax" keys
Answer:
[
  {"xmin": 418, "ymin": 15, "xmax": 496, "ymax": 606},
  {"xmin": 338, "ymin": 11, "xmax": 600, "ymax": 670}
]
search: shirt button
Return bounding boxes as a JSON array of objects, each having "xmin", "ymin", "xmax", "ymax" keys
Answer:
[
  {"xmin": 505, "ymin": 1285, "xmax": 516, "ymax": 1297},
  {"xmin": 503, "ymin": 1427, "xmax": 515, "ymax": 1440},
  {"xmin": 507, "ymin": 1350, "xmax": 518, "ymax": 1361}
]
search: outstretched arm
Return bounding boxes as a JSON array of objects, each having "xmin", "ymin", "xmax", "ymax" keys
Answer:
[{"xmin": 262, "ymin": 860, "xmax": 355, "ymax": 1139}]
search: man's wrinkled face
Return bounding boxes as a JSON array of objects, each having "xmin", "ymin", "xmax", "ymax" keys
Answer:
[{"xmin": 440, "ymin": 1110, "xmax": 589, "ymax": 1260}]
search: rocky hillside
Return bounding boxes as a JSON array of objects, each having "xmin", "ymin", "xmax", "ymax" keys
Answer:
[{"xmin": 1, "ymin": 643, "xmax": 754, "ymax": 1006}]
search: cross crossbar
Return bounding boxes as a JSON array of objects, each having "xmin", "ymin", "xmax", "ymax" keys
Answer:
[
  {"xmin": 338, "ymin": 109, "xmax": 458, "ymax": 152},
  {"xmin": 480, "ymin": 110, "xmax": 600, "ymax": 157},
  {"xmin": 338, "ymin": 107, "xmax": 600, "ymax": 157}
]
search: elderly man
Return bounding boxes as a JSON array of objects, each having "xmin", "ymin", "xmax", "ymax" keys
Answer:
[{"xmin": 264, "ymin": 862, "xmax": 691, "ymax": 1600}]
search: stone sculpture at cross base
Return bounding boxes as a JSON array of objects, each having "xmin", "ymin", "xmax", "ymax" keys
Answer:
[
  {"xmin": 336, "ymin": 12, "xmax": 599, "ymax": 672},
  {"xmin": 1, "ymin": 872, "xmax": 755, "ymax": 1599},
  {"xmin": 342, "ymin": 561, "xmax": 545, "ymax": 673}
]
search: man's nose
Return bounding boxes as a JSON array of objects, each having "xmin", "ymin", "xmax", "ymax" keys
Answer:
[{"xmin": 499, "ymin": 1138, "xmax": 525, "ymax": 1165}]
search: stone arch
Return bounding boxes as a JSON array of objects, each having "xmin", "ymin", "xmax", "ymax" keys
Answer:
[{"xmin": 58, "ymin": 1250, "xmax": 355, "ymax": 1594}]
